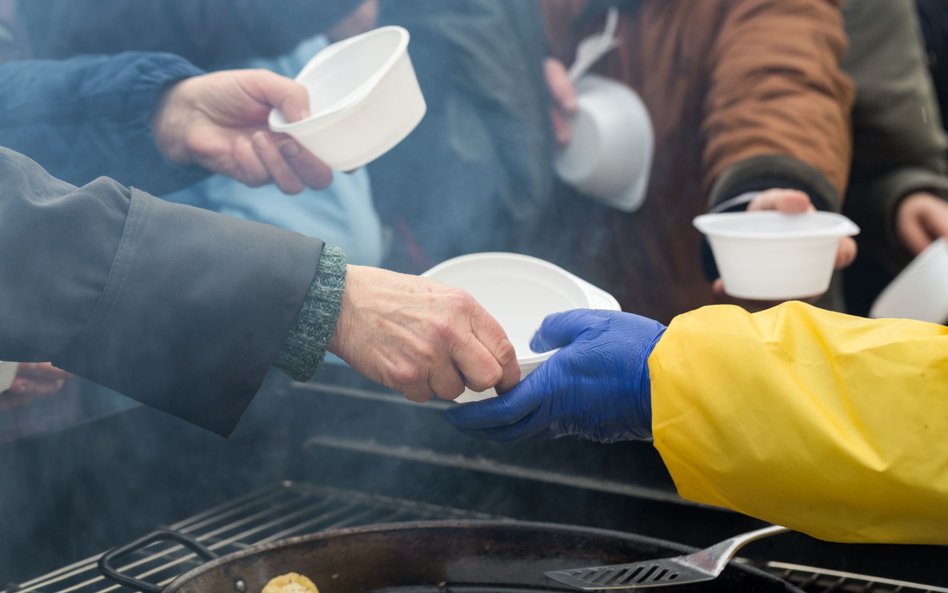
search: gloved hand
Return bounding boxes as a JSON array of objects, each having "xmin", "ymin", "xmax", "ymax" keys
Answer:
[{"xmin": 445, "ymin": 309, "xmax": 666, "ymax": 443}]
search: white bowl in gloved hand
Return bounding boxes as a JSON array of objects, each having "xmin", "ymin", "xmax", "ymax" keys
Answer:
[{"xmin": 423, "ymin": 253, "xmax": 621, "ymax": 402}]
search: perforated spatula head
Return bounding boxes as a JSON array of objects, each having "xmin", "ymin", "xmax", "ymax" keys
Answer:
[
  {"xmin": 546, "ymin": 557, "xmax": 718, "ymax": 590},
  {"xmin": 545, "ymin": 525, "xmax": 789, "ymax": 591}
]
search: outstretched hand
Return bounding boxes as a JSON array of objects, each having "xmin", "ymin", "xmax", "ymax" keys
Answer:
[
  {"xmin": 445, "ymin": 309, "xmax": 665, "ymax": 443},
  {"xmin": 151, "ymin": 69, "xmax": 332, "ymax": 194},
  {"xmin": 328, "ymin": 266, "xmax": 521, "ymax": 403}
]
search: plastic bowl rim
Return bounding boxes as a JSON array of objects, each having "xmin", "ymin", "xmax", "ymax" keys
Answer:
[
  {"xmin": 693, "ymin": 211, "xmax": 860, "ymax": 240},
  {"xmin": 269, "ymin": 25, "xmax": 411, "ymax": 133}
]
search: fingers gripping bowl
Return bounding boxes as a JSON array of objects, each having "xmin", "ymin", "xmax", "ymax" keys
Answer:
[
  {"xmin": 422, "ymin": 253, "xmax": 621, "ymax": 402},
  {"xmin": 694, "ymin": 211, "xmax": 860, "ymax": 300}
]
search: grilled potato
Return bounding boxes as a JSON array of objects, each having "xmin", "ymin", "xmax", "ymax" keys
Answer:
[{"xmin": 261, "ymin": 573, "xmax": 319, "ymax": 593}]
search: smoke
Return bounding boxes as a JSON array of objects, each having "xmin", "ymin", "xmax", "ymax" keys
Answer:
[
  {"xmin": 370, "ymin": 0, "xmax": 555, "ymax": 273},
  {"xmin": 0, "ymin": 0, "xmax": 667, "ymax": 584}
]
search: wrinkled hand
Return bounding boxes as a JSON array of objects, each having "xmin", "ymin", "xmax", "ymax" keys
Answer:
[
  {"xmin": 712, "ymin": 188, "xmax": 858, "ymax": 297},
  {"xmin": 328, "ymin": 266, "xmax": 520, "ymax": 402},
  {"xmin": 152, "ymin": 69, "xmax": 332, "ymax": 194},
  {"xmin": 6, "ymin": 363, "xmax": 69, "ymax": 397},
  {"xmin": 545, "ymin": 58, "xmax": 578, "ymax": 146},
  {"xmin": 445, "ymin": 309, "xmax": 665, "ymax": 443},
  {"xmin": 897, "ymin": 192, "xmax": 948, "ymax": 256}
]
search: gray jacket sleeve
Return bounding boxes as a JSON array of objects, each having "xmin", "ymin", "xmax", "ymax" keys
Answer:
[
  {"xmin": 842, "ymin": 0, "xmax": 948, "ymax": 269},
  {"xmin": 0, "ymin": 147, "xmax": 330, "ymax": 435}
]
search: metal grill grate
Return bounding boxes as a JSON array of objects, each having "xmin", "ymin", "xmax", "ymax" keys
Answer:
[
  {"xmin": 4, "ymin": 481, "xmax": 503, "ymax": 593},
  {"xmin": 765, "ymin": 562, "xmax": 948, "ymax": 593},
  {"xmin": 7, "ymin": 482, "xmax": 944, "ymax": 593}
]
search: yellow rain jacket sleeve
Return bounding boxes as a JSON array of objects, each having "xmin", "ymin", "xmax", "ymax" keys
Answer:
[{"xmin": 648, "ymin": 301, "xmax": 948, "ymax": 544}]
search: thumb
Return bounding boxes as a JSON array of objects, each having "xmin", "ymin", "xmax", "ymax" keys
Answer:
[
  {"xmin": 253, "ymin": 70, "xmax": 312, "ymax": 123},
  {"xmin": 530, "ymin": 309, "xmax": 602, "ymax": 353}
]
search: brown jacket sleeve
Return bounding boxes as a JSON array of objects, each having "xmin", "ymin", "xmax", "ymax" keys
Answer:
[{"xmin": 703, "ymin": 0, "xmax": 854, "ymax": 211}]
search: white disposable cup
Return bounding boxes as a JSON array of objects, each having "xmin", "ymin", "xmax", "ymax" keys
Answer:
[
  {"xmin": 269, "ymin": 26, "xmax": 426, "ymax": 171},
  {"xmin": 554, "ymin": 74, "xmax": 653, "ymax": 213},
  {"xmin": 422, "ymin": 252, "xmax": 621, "ymax": 402},
  {"xmin": 693, "ymin": 211, "xmax": 860, "ymax": 300},
  {"xmin": 870, "ymin": 237, "xmax": 948, "ymax": 324},
  {"xmin": 0, "ymin": 362, "xmax": 18, "ymax": 392}
]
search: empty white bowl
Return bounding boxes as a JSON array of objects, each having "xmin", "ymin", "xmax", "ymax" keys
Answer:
[
  {"xmin": 0, "ymin": 362, "xmax": 17, "ymax": 392},
  {"xmin": 422, "ymin": 252, "xmax": 621, "ymax": 402},
  {"xmin": 269, "ymin": 26, "xmax": 426, "ymax": 171},
  {"xmin": 693, "ymin": 211, "xmax": 860, "ymax": 300},
  {"xmin": 870, "ymin": 237, "xmax": 948, "ymax": 324},
  {"xmin": 554, "ymin": 74, "xmax": 654, "ymax": 212}
]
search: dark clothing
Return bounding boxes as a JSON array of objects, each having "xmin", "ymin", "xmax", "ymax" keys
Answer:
[
  {"xmin": 843, "ymin": 0, "xmax": 948, "ymax": 313},
  {"xmin": 0, "ymin": 52, "xmax": 208, "ymax": 195},
  {"xmin": 373, "ymin": 0, "xmax": 554, "ymax": 271},
  {"xmin": 17, "ymin": 0, "xmax": 361, "ymax": 70},
  {"xmin": 917, "ymin": 0, "xmax": 948, "ymax": 138},
  {"xmin": 0, "ymin": 148, "xmax": 326, "ymax": 436}
]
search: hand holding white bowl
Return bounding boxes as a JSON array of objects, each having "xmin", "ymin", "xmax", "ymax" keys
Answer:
[
  {"xmin": 152, "ymin": 69, "xmax": 332, "ymax": 194},
  {"xmin": 709, "ymin": 189, "xmax": 857, "ymax": 299},
  {"xmin": 328, "ymin": 266, "xmax": 520, "ymax": 402}
]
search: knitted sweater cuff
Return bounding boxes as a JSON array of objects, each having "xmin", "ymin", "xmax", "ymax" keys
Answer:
[{"xmin": 273, "ymin": 245, "xmax": 347, "ymax": 381}]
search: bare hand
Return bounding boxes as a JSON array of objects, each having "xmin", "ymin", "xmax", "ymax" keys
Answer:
[
  {"xmin": 712, "ymin": 188, "xmax": 857, "ymax": 296},
  {"xmin": 545, "ymin": 58, "xmax": 578, "ymax": 146},
  {"xmin": 897, "ymin": 192, "xmax": 948, "ymax": 256},
  {"xmin": 151, "ymin": 69, "xmax": 332, "ymax": 194},
  {"xmin": 6, "ymin": 363, "xmax": 69, "ymax": 397},
  {"xmin": 328, "ymin": 266, "xmax": 521, "ymax": 402}
]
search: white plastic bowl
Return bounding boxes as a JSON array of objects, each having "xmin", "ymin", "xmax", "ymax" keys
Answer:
[
  {"xmin": 422, "ymin": 252, "xmax": 621, "ymax": 402},
  {"xmin": 870, "ymin": 237, "xmax": 948, "ymax": 324},
  {"xmin": 693, "ymin": 211, "xmax": 860, "ymax": 300},
  {"xmin": 269, "ymin": 26, "xmax": 426, "ymax": 171},
  {"xmin": 554, "ymin": 74, "xmax": 654, "ymax": 213},
  {"xmin": 0, "ymin": 362, "xmax": 17, "ymax": 392}
]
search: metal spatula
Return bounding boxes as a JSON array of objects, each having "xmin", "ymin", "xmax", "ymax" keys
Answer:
[{"xmin": 545, "ymin": 525, "xmax": 789, "ymax": 590}]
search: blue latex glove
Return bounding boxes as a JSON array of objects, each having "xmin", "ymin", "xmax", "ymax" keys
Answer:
[{"xmin": 445, "ymin": 309, "xmax": 666, "ymax": 443}]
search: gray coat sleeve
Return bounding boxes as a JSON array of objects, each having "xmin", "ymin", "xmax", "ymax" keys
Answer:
[
  {"xmin": 0, "ymin": 148, "xmax": 326, "ymax": 435},
  {"xmin": 842, "ymin": 0, "xmax": 948, "ymax": 269}
]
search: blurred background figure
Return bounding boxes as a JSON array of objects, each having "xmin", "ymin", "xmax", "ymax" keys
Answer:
[
  {"xmin": 534, "ymin": 0, "xmax": 854, "ymax": 323},
  {"xmin": 370, "ymin": 0, "xmax": 554, "ymax": 272},
  {"xmin": 843, "ymin": 0, "xmax": 948, "ymax": 316}
]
